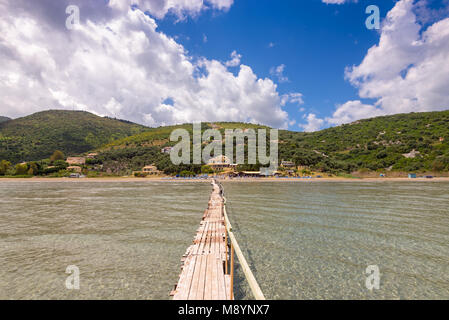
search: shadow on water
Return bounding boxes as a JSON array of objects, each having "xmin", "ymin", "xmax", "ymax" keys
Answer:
[
  {"xmin": 224, "ymin": 198, "xmax": 261, "ymax": 300},
  {"xmin": 233, "ymin": 260, "xmax": 249, "ymax": 300}
]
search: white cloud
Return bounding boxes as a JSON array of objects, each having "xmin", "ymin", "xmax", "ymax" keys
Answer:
[
  {"xmin": 321, "ymin": 0, "xmax": 353, "ymax": 4},
  {"xmin": 224, "ymin": 50, "xmax": 241, "ymax": 67},
  {"xmin": 270, "ymin": 64, "xmax": 289, "ymax": 83},
  {"xmin": 299, "ymin": 114, "xmax": 324, "ymax": 132},
  {"xmin": 281, "ymin": 93, "xmax": 304, "ymax": 106},
  {"xmin": 109, "ymin": 0, "xmax": 234, "ymax": 19},
  {"xmin": 322, "ymin": 0, "xmax": 449, "ymax": 128},
  {"xmin": 0, "ymin": 1, "xmax": 291, "ymax": 129},
  {"xmin": 325, "ymin": 100, "xmax": 385, "ymax": 125}
]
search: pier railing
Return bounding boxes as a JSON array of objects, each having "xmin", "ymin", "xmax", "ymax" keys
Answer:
[{"xmin": 218, "ymin": 181, "xmax": 266, "ymax": 300}]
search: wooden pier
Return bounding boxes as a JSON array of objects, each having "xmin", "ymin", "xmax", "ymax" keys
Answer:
[{"xmin": 171, "ymin": 180, "xmax": 233, "ymax": 300}]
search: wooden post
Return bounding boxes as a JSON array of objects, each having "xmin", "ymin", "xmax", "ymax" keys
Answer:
[
  {"xmin": 230, "ymin": 242, "xmax": 234, "ymax": 300},
  {"xmin": 225, "ymin": 230, "xmax": 228, "ymax": 275}
]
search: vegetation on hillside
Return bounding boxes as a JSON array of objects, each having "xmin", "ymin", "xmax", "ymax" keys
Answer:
[
  {"xmin": 279, "ymin": 111, "xmax": 449, "ymax": 173},
  {"xmin": 0, "ymin": 110, "xmax": 149, "ymax": 163},
  {"xmin": 1, "ymin": 110, "xmax": 448, "ymax": 175},
  {"xmin": 96, "ymin": 112, "xmax": 449, "ymax": 175}
]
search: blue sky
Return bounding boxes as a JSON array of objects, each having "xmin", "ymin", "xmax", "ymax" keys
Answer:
[
  {"xmin": 156, "ymin": 0, "xmax": 395, "ymax": 130},
  {"xmin": 1, "ymin": 0, "xmax": 448, "ymax": 131}
]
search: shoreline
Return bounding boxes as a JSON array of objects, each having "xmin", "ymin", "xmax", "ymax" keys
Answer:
[{"xmin": 1, "ymin": 177, "xmax": 449, "ymax": 182}]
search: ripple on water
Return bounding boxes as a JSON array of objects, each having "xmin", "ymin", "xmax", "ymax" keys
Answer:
[
  {"xmin": 223, "ymin": 181, "xmax": 449, "ymax": 300},
  {"xmin": 0, "ymin": 181, "xmax": 210, "ymax": 299}
]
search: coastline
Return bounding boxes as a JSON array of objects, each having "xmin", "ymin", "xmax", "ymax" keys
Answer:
[{"xmin": 1, "ymin": 177, "xmax": 448, "ymax": 182}]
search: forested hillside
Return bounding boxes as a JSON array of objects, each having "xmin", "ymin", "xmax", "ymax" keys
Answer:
[
  {"xmin": 1, "ymin": 109, "xmax": 448, "ymax": 175},
  {"xmin": 0, "ymin": 110, "xmax": 149, "ymax": 163}
]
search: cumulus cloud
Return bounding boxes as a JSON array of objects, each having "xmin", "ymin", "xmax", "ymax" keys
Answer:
[
  {"xmin": 325, "ymin": 101, "xmax": 385, "ymax": 125},
  {"xmin": 224, "ymin": 50, "xmax": 242, "ymax": 67},
  {"xmin": 304, "ymin": 0, "xmax": 449, "ymax": 131},
  {"xmin": 0, "ymin": 0, "xmax": 291, "ymax": 128},
  {"xmin": 299, "ymin": 114, "xmax": 324, "ymax": 132},
  {"xmin": 109, "ymin": 0, "xmax": 234, "ymax": 19},
  {"xmin": 270, "ymin": 64, "xmax": 289, "ymax": 83},
  {"xmin": 321, "ymin": 0, "xmax": 355, "ymax": 4},
  {"xmin": 281, "ymin": 93, "xmax": 304, "ymax": 106}
]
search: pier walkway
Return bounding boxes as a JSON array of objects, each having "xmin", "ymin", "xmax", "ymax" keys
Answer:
[
  {"xmin": 170, "ymin": 179, "xmax": 265, "ymax": 300},
  {"xmin": 171, "ymin": 180, "xmax": 231, "ymax": 300}
]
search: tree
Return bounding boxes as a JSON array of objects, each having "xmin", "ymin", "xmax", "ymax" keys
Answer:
[
  {"xmin": 14, "ymin": 163, "xmax": 28, "ymax": 175},
  {"xmin": 0, "ymin": 160, "xmax": 11, "ymax": 175},
  {"xmin": 201, "ymin": 165, "xmax": 214, "ymax": 174},
  {"xmin": 432, "ymin": 160, "xmax": 445, "ymax": 172},
  {"xmin": 50, "ymin": 150, "xmax": 65, "ymax": 162},
  {"xmin": 27, "ymin": 162, "xmax": 38, "ymax": 175},
  {"xmin": 54, "ymin": 160, "xmax": 69, "ymax": 170},
  {"xmin": 179, "ymin": 170, "xmax": 195, "ymax": 177}
]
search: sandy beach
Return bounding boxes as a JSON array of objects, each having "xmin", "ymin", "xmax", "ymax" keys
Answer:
[{"xmin": 1, "ymin": 177, "xmax": 448, "ymax": 182}]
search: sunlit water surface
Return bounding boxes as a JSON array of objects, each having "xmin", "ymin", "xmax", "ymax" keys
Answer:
[
  {"xmin": 1, "ymin": 180, "xmax": 448, "ymax": 299},
  {"xmin": 0, "ymin": 181, "xmax": 210, "ymax": 299},
  {"xmin": 223, "ymin": 181, "xmax": 449, "ymax": 300}
]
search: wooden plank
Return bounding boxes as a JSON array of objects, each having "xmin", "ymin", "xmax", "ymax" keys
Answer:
[
  {"xmin": 224, "ymin": 275, "xmax": 232, "ymax": 300},
  {"xmin": 211, "ymin": 256, "xmax": 220, "ymax": 300},
  {"xmin": 195, "ymin": 254, "xmax": 208, "ymax": 300},
  {"xmin": 204, "ymin": 254, "xmax": 214, "ymax": 300},
  {"xmin": 173, "ymin": 255, "xmax": 197, "ymax": 300},
  {"xmin": 172, "ymin": 179, "xmax": 231, "ymax": 301},
  {"xmin": 188, "ymin": 255, "xmax": 206, "ymax": 300}
]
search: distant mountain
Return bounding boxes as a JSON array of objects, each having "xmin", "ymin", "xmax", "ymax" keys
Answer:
[
  {"xmin": 0, "ymin": 116, "xmax": 11, "ymax": 124},
  {"xmin": 278, "ymin": 110, "xmax": 449, "ymax": 173},
  {"xmin": 95, "ymin": 111, "xmax": 449, "ymax": 174},
  {"xmin": 1, "ymin": 109, "xmax": 448, "ymax": 174},
  {"xmin": 0, "ymin": 110, "xmax": 149, "ymax": 163}
]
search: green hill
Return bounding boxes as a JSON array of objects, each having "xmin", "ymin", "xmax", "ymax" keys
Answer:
[
  {"xmin": 0, "ymin": 110, "xmax": 149, "ymax": 163},
  {"xmin": 95, "ymin": 112, "xmax": 449, "ymax": 175},
  {"xmin": 1, "ymin": 109, "xmax": 448, "ymax": 174},
  {"xmin": 0, "ymin": 116, "xmax": 11, "ymax": 124},
  {"xmin": 279, "ymin": 111, "xmax": 449, "ymax": 173}
]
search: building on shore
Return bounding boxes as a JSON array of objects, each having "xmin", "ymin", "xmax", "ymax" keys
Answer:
[
  {"xmin": 230, "ymin": 171, "xmax": 280, "ymax": 178},
  {"xmin": 67, "ymin": 166, "xmax": 82, "ymax": 173},
  {"xmin": 66, "ymin": 157, "xmax": 86, "ymax": 165},
  {"xmin": 142, "ymin": 164, "xmax": 160, "ymax": 175},
  {"xmin": 206, "ymin": 155, "xmax": 237, "ymax": 171},
  {"xmin": 280, "ymin": 160, "xmax": 295, "ymax": 169},
  {"xmin": 408, "ymin": 173, "xmax": 417, "ymax": 179},
  {"xmin": 161, "ymin": 147, "xmax": 173, "ymax": 154}
]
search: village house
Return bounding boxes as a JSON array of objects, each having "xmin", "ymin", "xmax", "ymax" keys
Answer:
[
  {"xmin": 66, "ymin": 157, "xmax": 86, "ymax": 165},
  {"xmin": 67, "ymin": 166, "xmax": 82, "ymax": 173},
  {"xmin": 280, "ymin": 160, "xmax": 295, "ymax": 168},
  {"xmin": 206, "ymin": 155, "xmax": 237, "ymax": 171},
  {"xmin": 86, "ymin": 153, "xmax": 98, "ymax": 159},
  {"xmin": 439, "ymin": 137, "xmax": 445, "ymax": 142},
  {"xmin": 142, "ymin": 164, "xmax": 160, "ymax": 175},
  {"xmin": 161, "ymin": 147, "xmax": 173, "ymax": 154}
]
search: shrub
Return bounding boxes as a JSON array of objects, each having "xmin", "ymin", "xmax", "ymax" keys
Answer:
[
  {"xmin": 50, "ymin": 150, "xmax": 65, "ymax": 162},
  {"xmin": 134, "ymin": 172, "xmax": 149, "ymax": 178},
  {"xmin": 14, "ymin": 163, "xmax": 28, "ymax": 175}
]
